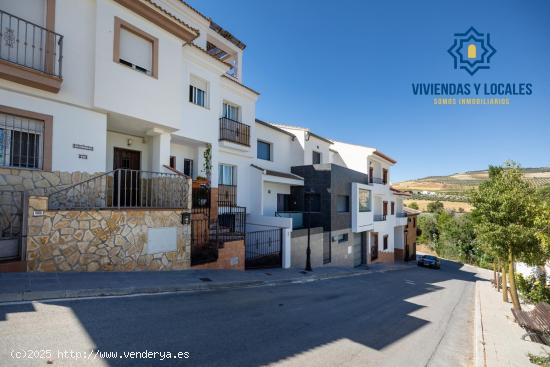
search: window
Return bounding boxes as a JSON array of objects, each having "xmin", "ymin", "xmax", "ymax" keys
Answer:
[
  {"xmin": 169, "ymin": 156, "xmax": 176, "ymax": 169},
  {"xmin": 183, "ymin": 159, "xmax": 193, "ymax": 177},
  {"xmin": 277, "ymin": 194, "xmax": 291, "ymax": 211},
  {"xmin": 312, "ymin": 151, "xmax": 321, "ymax": 164},
  {"xmin": 383, "ymin": 201, "xmax": 388, "ymax": 216},
  {"xmin": 223, "ymin": 103, "xmax": 240, "ymax": 121},
  {"xmin": 0, "ymin": 111, "xmax": 47, "ymax": 170},
  {"xmin": 382, "ymin": 168, "xmax": 388, "ymax": 184},
  {"xmin": 336, "ymin": 195, "xmax": 349, "ymax": 213},
  {"xmin": 257, "ymin": 140, "xmax": 272, "ymax": 161},
  {"xmin": 219, "ymin": 164, "xmax": 236, "ymax": 185},
  {"xmin": 114, "ymin": 17, "xmax": 158, "ymax": 78},
  {"xmin": 335, "ymin": 233, "xmax": 348, "ymax": 243},
  {"xmin": 359, "ymin": 189, "xmax": 370, "ymax": 212},
  {"xmin": 413, "ymin": 217, "xmax": 416, "ymax": 228},
  {"xmin": 189, "ymin": 76, "xmax": 208, "ymax": 107},
  {"xmin": 383, "ymin": 235, "xmax": 388, "ymax": 250},
  {"xmin": 391, "ymin": 202, "xmax": 395, "ymax": 215}
]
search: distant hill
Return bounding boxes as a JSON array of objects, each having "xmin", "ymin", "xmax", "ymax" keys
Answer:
[{"xmin": 394, "ymin": 167, "xmax": 550, "ymax": 194}]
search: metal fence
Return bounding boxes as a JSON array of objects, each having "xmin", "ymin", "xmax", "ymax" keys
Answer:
[
  {"xmin": 370, "ymin": 177, "xmax": 385, "ymax": 185},
  {"xmin": 245, "ymin": 228, "xmax": 282, "ymax": 269},
  {"xmin": 48, "ymin": 169, "xmax": 189, "ymax": 210},
  {"xmin": 374, "ymin": 214, "xmax": 387, "ymax": 222},
  {"xmin": 218, "ymin": 184, "xmax": 237, "ymax": 206},
  {"xmin": 217, "ymin": 204, "xmax": 246, "ymax": 243},
  {"xmin": 219, "ymin": 117, "xmax": 250, "ymax": 146},
  {"xmin": 0, "ymin": 9, "xmax": 63, "ymax": 77},
  {"xmin": 0, "ymin": 190, "xmax": 25, "ymax": 261}
]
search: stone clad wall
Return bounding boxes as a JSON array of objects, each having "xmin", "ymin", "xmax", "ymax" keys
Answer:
[
  {"xmin": 0, "ymin": 168, "xmax": 101, "ymax": 195},
  {"xmin": 26, "ymin": 196, "xmax": 192, "ymax": 272}
]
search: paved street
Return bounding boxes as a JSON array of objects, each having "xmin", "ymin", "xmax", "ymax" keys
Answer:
[{"xmin": 0, "ymin": 260, "xmax": 481, "ymax": 367}]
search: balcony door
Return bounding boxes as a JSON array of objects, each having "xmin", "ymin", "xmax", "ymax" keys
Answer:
[{"xmin": 113, "ymin": 148, "xmax": 141, "ymax": 207}]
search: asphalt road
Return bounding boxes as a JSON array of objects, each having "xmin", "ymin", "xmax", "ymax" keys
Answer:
[{"xmin": 0, "ymin": 260, "xmax": 480, "ymax": 367}]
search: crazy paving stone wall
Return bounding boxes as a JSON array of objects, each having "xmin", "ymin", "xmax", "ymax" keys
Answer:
[{"xmin": 26, "ymin": 196, "xmax": 191, "ymax": 272}]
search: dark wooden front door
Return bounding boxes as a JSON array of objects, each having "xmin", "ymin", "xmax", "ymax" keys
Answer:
[
  {"xmin": 371, "ymin": 233, "xmax": 378, "ymax": 261},
  {"xmin": 113, "ymin": 148, "xmax": 141, "ymax": 207},
  {"xmin": 360, "ymin": 232, "xmax": 367, "ymax": 265}
]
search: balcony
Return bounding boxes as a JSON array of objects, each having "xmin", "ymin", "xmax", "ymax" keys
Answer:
[
  {"xmin": 275, "ymin": 211, "xmax": 304, "ymax": 229},
  {"xmin": 374, "ymin": 214, "xmax": 387, "ymax": 222},
  {"xmin": 0, "ymin": 9, "xmax": 63, "ymax": 92},
  {"xmin": 219, "ymin": 117, "xmax": 250, "ymax": 146},
  {"xmin": 396, "ymin": 212, "xmax": 408, "ymax": 218},
  {"xmin": 370, "ymin": 177, "xmax": 386, "ymax": 185}
]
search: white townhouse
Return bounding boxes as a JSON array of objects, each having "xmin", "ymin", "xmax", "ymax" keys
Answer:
[
  {"xmin": 0, "ymin": 0, "xmax": 415, "ymax": 272},
  {"xmin": 0, "ymin": 0, "xmax": 257, "ymax": 194}
]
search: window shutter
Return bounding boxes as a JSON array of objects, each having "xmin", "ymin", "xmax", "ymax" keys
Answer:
[
  {"xmin": 190, "ymin": 76, "xmax": 208, "ymax": 91},
  {"xmin": 119, "ymin": 27, "xmax": 153, "ymax": 73}
]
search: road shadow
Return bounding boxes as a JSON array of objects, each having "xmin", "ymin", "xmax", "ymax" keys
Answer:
[{"xmin": 0, "ymin": 259, "xmax": 482, "ymax": 366}]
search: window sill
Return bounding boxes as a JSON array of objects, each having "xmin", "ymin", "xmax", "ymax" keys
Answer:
[
  {"xmin": 115, "ymin": 61, "xmax": 157, "ymax": 79},
  {"xmin": 0, "ymin": 59, "xmax": 62, "ymax": 93},
  {"xmin": 189, "ymin": 101, "xmax": 209, "ymax": 110}
]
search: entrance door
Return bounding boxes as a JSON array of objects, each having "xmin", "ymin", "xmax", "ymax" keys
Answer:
[
  {"xmin": 371, "ymin": 232, "xmax": 378, "ymax": 261},
  {"xmin": 361, "ymin": 232, "xmax": 368, "ymax": 265},
  {"xmin": 113, "ymin": 148, "xmax": 141, "ymax": 207}
]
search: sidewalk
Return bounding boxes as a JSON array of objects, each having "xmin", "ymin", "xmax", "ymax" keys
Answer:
[
  {"xmin": 476, "ymin": 277, "xmax": 550, "ymax": 367},
  {"xmin": 0, "ymin": 262, "xmax": 413, "ymax": 303}
]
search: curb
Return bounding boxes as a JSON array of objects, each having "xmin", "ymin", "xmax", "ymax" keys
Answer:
[
  {"xmin": 474, "ymin": 280, "xmax": 487, "ymax": 367},
  {"xmin": 0, "ymin": 265, "xmax": 413, "ymax": 304}
]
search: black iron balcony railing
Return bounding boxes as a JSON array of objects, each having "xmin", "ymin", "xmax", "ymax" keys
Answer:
[
  {"xmin": 374, "ymin": 214, "xmax": 387, "ymax": 222},
  {"xmin": 396, "ymin": 212, "xmax": 408, "ymax": 218},
  {"xmin": 370, "ymin": 177, "xmax": 385, "ymax": 185},
  {"xmin": 48, "ymin": 169, "xmax": 189, "ymax": 210},
  {"xmin": 0, "ymin": 9, "xmax": 63, "ymax": 78},
  {"xmin": 219, "ymin": 117, "xmax": 250, "ymax": 146}
]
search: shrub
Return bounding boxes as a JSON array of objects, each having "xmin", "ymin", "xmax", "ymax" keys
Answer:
[
  {"xmin": 516, "ymin": 273, "xmax": 550, "ymax": 304},
  {"xmin": 408, "ymin": 202, "xmax": 419, "ymax": 210},
  {"xmin": 427, "ymin": 200, "xmax": 444, "ymax": 213}
]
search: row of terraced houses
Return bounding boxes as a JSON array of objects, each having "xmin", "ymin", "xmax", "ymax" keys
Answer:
[{"xmin": 0, "ymin": 0, "xmax": 419, "ymax": 273}]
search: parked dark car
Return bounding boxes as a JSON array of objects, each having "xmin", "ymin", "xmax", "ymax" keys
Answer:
[{"xmin": 417, "ymin": 255, "xmax": 441, "ymax": 269}]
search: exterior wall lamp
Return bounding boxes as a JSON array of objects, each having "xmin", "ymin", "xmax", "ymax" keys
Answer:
[{"xmin": 181, "ymin": 212, "xmax": 191, "ymax": 225}]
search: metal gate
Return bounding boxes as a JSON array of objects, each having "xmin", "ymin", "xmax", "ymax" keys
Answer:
[
  {"xmin": 245, "ymin": 228, "xmax": 282, "ymax": 269},
  {"xmin": 0, "ymin": 190, "xmax": 25, "ymax": 262},
  {"xmin": 190, "ymin": 185, "xmax": 217, "ymax": 265}
]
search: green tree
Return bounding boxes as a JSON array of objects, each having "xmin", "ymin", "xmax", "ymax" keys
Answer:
[
  {"xmin": 427, "ymin": 200, "xmax": 444, "ymax": 213},
  {"xmin": 418, "ymin": 214, "xmax": 439, "ymax": 247},
  {"xmin": 408, "ymin": 202, "xmax": 419, "ymax": 210},
  {"xmin": 470, "ymin": 162, "xmax": 543, "ymax": 310}
]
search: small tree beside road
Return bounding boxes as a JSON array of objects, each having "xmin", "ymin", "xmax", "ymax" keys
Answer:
[{"xmin": 470, "ymin": 162, "xmax": 544, "ymax": 310}]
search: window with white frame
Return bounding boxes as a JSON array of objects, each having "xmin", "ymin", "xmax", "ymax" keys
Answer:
[
  {"xmin": 257, "ymin": 140, "xmax": 272, "ymax": 161},
  {"xmin": 223, "ymin": 102, "xmax": 240, "ymax": 121},
  {"xmin": 189, "ymin": 75, "xmax": 208, "ymax": 107},
  {"xmin": 0, "ymin": 112, "xmax": 44, "ymax": 169},
  {"xmin": 218, "ymin": 164, "xmax": 236, "ymax": 185}
]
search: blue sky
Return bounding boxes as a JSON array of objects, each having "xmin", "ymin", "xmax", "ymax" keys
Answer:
[{"xmin": 188, "ymin": 0, "xmax": 550, "ymax": 182}]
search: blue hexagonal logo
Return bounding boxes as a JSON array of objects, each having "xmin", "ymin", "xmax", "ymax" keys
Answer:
[{"xmin": 448, "ymin": 27, "xmax": 496, "ymax": 76}]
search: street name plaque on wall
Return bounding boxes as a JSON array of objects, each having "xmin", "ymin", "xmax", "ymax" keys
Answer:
[{"xmin": 72, "ymin": 144, "xmax": 94, "ymax": 151}]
